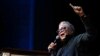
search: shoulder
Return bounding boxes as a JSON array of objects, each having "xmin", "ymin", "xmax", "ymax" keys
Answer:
[{"xmin": 74, "ymin": 33, "xmax": 88, "ymax": 43}]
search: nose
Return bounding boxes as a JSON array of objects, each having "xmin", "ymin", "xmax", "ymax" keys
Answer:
[{"xmin": 58, "ymin": 29, "xmax": 65, "ymax": 34}]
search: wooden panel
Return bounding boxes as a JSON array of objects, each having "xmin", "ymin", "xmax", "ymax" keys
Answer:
[{"xmin": 0, "ymin": 48, "xmax": 50, "ymax": 56}]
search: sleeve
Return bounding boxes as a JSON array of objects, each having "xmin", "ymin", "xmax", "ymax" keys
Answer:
[
  {"xmin": 50, "ymin": 51, "xmax": 57, "ymax": 56},
  {"xmin": 80, "ymin": 15, "xmax": 97, "ymax": 41}
]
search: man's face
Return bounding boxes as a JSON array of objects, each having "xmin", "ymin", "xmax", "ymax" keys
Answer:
[{"xmin": 58, "ymin": 23, "xmax": 69, "ymax": 40}]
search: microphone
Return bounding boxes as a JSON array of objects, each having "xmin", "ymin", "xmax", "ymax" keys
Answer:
[
  {"xmin": 48, "ymin": 35, "xmax": 60, "ymax": 52},
  {"xmin": 53, "ymin": 35, "xmax": 60, "ymax": 44}
]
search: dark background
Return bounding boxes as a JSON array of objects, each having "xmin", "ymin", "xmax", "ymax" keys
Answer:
[
  {"xmin": 34, "ymin": 0, "xmax": 99, "ymax": 51},
  {"xmin": 0, "ymin": 0, "xmax": 99, "ymax": 53}
]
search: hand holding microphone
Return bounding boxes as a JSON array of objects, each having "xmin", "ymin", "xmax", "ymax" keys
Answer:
[{"xmin": 48, "ymin": 35, "xmax": 59, "ymax": 52}]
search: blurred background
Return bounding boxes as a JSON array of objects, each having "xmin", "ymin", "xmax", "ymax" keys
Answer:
[{"xmin": 0, "ymin": 0, "xmax": 99, "ymax": 53}]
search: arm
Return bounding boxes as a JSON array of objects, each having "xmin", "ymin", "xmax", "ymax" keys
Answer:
[
  {"xmin": 80, "ymin": 14, "xmax": 97, "ymax": 41},
  {"xmin": 69, "ymin": 3, "xmax": 97, "ymax": 41}
]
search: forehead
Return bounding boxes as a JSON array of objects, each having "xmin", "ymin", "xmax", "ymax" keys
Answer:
[{"xmin": 59, "ymin": 22, "xmax": 69, "ymax": 29}]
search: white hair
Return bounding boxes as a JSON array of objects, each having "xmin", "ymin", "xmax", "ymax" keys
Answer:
[{"xmin": 58, "ymin": 21, "xmax": 75, "ymax": 35}]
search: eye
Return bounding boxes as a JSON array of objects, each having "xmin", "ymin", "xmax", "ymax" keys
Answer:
[
  {"xmin": 63, "ymin": 27, "xmax": 66, "ymax": 29},
  {"xmin": 57, "ymin": 27, "xmax": 66, "ymax": 33}
]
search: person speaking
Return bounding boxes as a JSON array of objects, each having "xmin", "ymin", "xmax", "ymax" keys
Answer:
[{"xmin": 48, "ymin": 3, "xmax": 97, "ymax": 56}]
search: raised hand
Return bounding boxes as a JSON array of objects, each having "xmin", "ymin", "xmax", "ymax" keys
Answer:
[{"xmin": 69, "ymin": 3, "xmax": 85, "ymax": 17}]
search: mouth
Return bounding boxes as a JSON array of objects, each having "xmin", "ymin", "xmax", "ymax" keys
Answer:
[{"xmin": 60, "ymin": 32, "xmax": 65, "ymax": 36}]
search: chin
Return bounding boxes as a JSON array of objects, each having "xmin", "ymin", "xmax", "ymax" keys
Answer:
[{"xmin": 60, "ymin": 37, "xmax": 66, "ymax": 40}]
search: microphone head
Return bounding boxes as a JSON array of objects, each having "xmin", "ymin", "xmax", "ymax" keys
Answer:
[
  {"xmin": 53, "ymin": 35, "xmax": 60, "ymax": 43},
  {"xmin": 56, "ymin": 35, "xmax": 59, "ymax": 39}
]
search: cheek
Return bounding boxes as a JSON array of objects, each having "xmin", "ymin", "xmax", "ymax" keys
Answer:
[
  {"xmin": 64, "ymin": 30, "xmax": 69, "ymax": 35},
  {"xmin": 58, "ymin": 31, "xmax": 67, "ymax": 36}
]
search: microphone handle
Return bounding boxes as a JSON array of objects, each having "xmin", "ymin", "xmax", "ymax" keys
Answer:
[{"xmin": 53, "ymin": 39, "xmax": 57, "ymax": 43}]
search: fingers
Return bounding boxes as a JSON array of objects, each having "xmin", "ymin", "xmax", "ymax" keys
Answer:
[
  {"xmin": 69, "ymin": 3, "xmax": 74, "ymax": 8},
  {"xmin": 69, "ymin": 3, "xmax": 82, "ymax": 10},
  {"xmin": 48, "ymin": 42, "xmax": 57, "ymax": 50}
]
